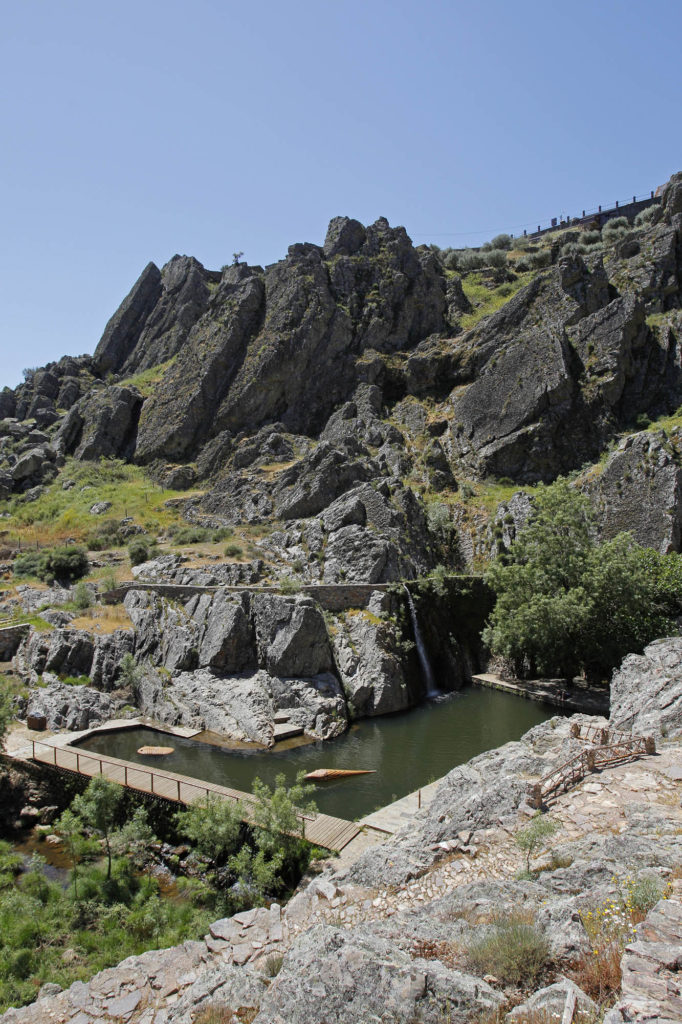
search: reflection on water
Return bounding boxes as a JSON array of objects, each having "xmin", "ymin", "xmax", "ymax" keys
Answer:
[{"xmin": 75, "ymin": 688, "xmax": 554, "ymax": 820}]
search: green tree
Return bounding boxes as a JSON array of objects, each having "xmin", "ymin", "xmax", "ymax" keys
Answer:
[
  {"xmin": 71, "ymin": 777, "xmax": 124, "ymax": 880},
  {"xmin": 55, "ymin": 809, "xmax": 89, "ymax": 899},
  {"xmin": 176, "ymin": 794, "xmax": 243, "ymax": 863},
  {"xmin": 484, "ymin": 479, "xmax": 680, "ymax": 679}
]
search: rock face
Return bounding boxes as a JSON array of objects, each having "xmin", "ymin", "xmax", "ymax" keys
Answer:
[
  {"xmin": 609, "ymin": 636, "xmax": 682, "ymax": 738},
  {"xmin": 24, "ymin": 679, "xmax": 121, "ymax": 730},
  {"xmin": 123, "ymin": 587, "xmax": 414, "ymax": 743},
  {"xmin": 55, "ymin": 385, "xmax": 143, "ymax": 460},
  {"xmin": 135, "ymin": 665, "xmax": 347, "ymax": 745},
  {"xmin": 93, "ymin": 256, "xmax": 221, "ymax": 376},
  {"xmin": 255, "ymin": 924, "xmax": 503, "ymax": 1024},
  {"xmin": 587, "ymin": 429, "xmax": 682, "ymax": 552},
  {"xmin": 15, "ymin": 628, "xmax": 134, "ymax": 690},
  {"xmin": 134, "ymin": 218, "xmax": 446, "ymax": 462},
  {"xmin": 446, "ymin": 258, "xmax": 682, "ymax": 483}
]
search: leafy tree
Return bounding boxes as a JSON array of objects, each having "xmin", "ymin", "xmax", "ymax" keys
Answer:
[
  {"xmin": 71, "ymin": 777, "xmax": 124, "ymax": 880},
  {"xmin": 484, "ymin": 479, "xmax": 680, "ymax": 679},
  {"xmin": 176, "ymin": 794, "xmax": 243, "ymax": 863},
  {"xmin": 55, "ymin": 809, "xmax": 90, "ymax": 899}
]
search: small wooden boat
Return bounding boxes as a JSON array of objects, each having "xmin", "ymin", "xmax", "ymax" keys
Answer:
[
  {"xmin": 137, "ymin": 745, "xmax": 174, "ymax": 756},
  {"xmin": 304, "ymin": 768, "xmax": 376, "ymax": 781}
]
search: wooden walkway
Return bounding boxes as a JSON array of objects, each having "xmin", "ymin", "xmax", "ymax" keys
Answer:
[{"xmin": 29, "ymin": 740, "xmax": 361, "ymax": 852}]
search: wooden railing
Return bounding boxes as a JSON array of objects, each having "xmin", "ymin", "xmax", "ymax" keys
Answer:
[
  {"xmin": 29, "ymin": 740, "xmax": 322, "ymax": 842},
  {"xmin": 526, "ymin": 725, "xmax": 655, "ymax": 808}
]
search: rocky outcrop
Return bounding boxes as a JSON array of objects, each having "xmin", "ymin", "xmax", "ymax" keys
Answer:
[
  {"xmin": 331, "ymin": 604, "xmax": 412, "ymax": 717},
  {"xmin": 93, "ymin": 256, "xmax": 222, "ymax": 377},
  {"xmin": 133, "ymin": 217, "xmax": 445, "ymax": 463},
  {"xmin": 609, "ymin": 636, "xmax": 682, "ymax": 738},
  {"xmin": 447, "ymin": 255, "xmax": 682, "ymax": 482},
  {"xmin": 23, "ymin": 678, "xmax": 121, "ymax": 730},
  {"xmin": 135, "ymin": 665, "xmax": 346, "ymax": 745},
  {"xmin": 15, "ymin": 628, "xmax": 134, "ymax": 689},
  {"xmin": 54, "ymin": 385, "xmax": 143, "ymax": 460},
  {"xmin": 255, "ymin": 924, "xmax": 503, "ymax": 1024},
  {"xmin": 252, "ymin": 594, "xmax": 332, "ymax": 677}
]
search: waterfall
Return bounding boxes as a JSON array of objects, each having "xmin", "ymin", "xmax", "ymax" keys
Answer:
[{"xmin": 403, "ymin": 584, "xmax": 439, "ymax": 698}]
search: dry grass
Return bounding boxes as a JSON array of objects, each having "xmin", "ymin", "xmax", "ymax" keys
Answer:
[{"xmin": 69, "ymin": 604, "xmax": 132, "ymax": 633}]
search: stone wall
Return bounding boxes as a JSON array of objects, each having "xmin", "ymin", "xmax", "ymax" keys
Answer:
[
  {"xmin": 0, "ymin": 624, "xmax": 30, "ymax": 660},
  {"xmin": 104, "ymin": 581, "xmax": 394, "ymax": 612}
]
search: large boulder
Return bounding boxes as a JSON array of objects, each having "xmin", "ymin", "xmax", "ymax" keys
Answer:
[
  {"xmin": 609, "ymin": 636, "xmax": 682, "ymax": 738},
  {"xmin": 252, "ymin": 594, "xmax": 333, "ymax": 678},
  {"xmin": 193, "ymin": 590, "xmax": 255, "ymax": 672},
  {"xmin": 330, "ymin": 607, "xmax": 411, "ymax": 716},
  {"xmin": 55, "ymin": 386, "xmax": 143, "ymax": 461},
  {"xmin": 134, "ymin": 666, "xmax": 345, "ymax": 745}
]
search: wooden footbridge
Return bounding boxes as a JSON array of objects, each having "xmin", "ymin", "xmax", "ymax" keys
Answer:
[
  {"xmin": 29, "ymin": 740, "xmax": 361, "ymax": 852},
  {"xmin": 526, "ymin": 723, "xmax": 656, "ymax": 808}
]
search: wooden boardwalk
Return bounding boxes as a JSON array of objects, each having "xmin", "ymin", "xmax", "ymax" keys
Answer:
[{"xmin": 29, "ymin": 740, "xmax": 361, "ymax": 852}]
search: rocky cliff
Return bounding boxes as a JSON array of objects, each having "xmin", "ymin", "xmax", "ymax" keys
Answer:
[{"xmin": 3, "ymin": 175, "xmax": 682, "ymax": 739}]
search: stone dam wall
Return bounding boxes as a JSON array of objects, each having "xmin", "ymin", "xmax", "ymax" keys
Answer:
[{"xmin": 103, "ymin": 581, "xmax": 394, "ymax": 612}]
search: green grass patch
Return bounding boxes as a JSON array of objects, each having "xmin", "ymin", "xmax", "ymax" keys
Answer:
[
  {"xmin": 0, "ymin": 458, "xmax": 198, "ymax": 550},
  {"xmin": 117, "ymin": 358, "xmax": 177, "ymax": 398},
  {"xmin": 459, "ymin": 271, "xmax": 533, "ymax": 331}
]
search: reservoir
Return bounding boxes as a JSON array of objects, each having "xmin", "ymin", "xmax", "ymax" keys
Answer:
[{"xmin": 75, "ymin": 688, "xmax": 554, "ymax": 820}]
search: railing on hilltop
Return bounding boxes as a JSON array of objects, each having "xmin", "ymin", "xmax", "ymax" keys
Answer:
[
  {"xmin": 526, "ymin": 723, "xmax": 656, "ymax": 809},
  {"xmin": 526, "ymin": 189, "xmax": 661, "ymax": 238}
]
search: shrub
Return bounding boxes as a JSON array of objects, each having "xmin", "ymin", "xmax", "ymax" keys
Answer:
[
  {"xmin": 118, "ymin": 653, "xmax": 141, "ymax": 689},
  {"xmin": 171, "ymin": 526, "xmax": 233, "ymax": 545},
  {"xmin": 560, "ymin": 242, "xmax": 587, "ymax": 257},
  {"xmin": 466, "ymin": 913, "xmax": 548, "ymax": 987},
  {"xmin": 72, "ymin": 580, "xmax": 93, "ymax": 611},
  {"xmin": 515, "ymin": 813, "xmax": 560, "ymax": 872},
  {"xmin": 485, "ymin": 249, "xmax": 508, "ymax": 269},
  {"xmin": 602, "ymin": 216, "xmax": 630, "ymax": 241},
  {"xmin": 490, "ymin": 233, "xmax": 513, "ymax": 250},
  {"xmin": 528, "ymin": 250, "xmax": 551, "ymax": 269},
  {"xmin": 279, "ymin": 576, "xmax": 302, "ymax": 594},
  {"xmin": 12, "ymin": 550, "xmax": 45, "ymax": 579},
  {"xmin": 13, "ymin": 546, "xmax": 89, "ymax": 583},
  {"xmin": 128, "ymin": 537, "xmax": 157, "ymax": 566},
  {"xmin": 458, "ymin": 251, "xmax": 485, "ymax": 272},
  {"xmin": 581, "ymin": 230, "xmax": 602, "ymax": 245},
  {"xmin": 223, "ymin": 542, "xmax": 243, "ymax": 559},
  {"xmin": 634, "ymin": 205, "xmax": 661, "ymax": 228}
]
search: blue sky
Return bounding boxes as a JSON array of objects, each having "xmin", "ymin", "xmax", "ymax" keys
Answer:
[{"xmin": 1, "ymin": 0, "xmax": 680, "ymax": 388}]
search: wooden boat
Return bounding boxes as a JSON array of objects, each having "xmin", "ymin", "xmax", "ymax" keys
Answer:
[
  {"xmin": 304, "ymin": 768, "xmax": 376, "ymax": 781},
  {"xmin": 137, "ymin": 745, "xmax": 174, "ymax": 756}
]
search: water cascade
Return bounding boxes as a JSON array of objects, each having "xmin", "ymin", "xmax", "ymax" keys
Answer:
[{"xmin": 403, "ymin": 584, "xmax": 440, "ymax": 698}]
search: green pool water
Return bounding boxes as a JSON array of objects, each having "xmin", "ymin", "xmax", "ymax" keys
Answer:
[{"xmin": 75, "ymin": 688, "xmax": 554, "ymax": 820}]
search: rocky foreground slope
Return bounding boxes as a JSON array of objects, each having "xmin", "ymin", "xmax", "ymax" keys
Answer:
[{"xmin": 2, "ymin": 637, "xmax": 681, "ymax": 1024}]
